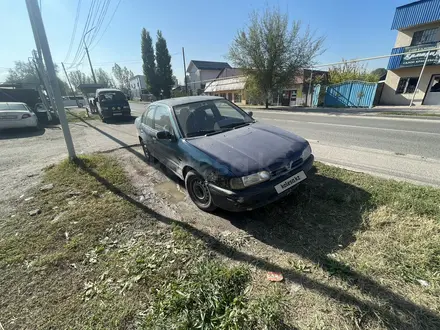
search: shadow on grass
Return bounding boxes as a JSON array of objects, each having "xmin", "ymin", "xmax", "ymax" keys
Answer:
[
  {"xmin": 72, "ymin": 156, "xmax": 440, "ymax": 330},
  {"xmin": 70, "ymin": 111, "xmax": 440, "ymax": 329}
]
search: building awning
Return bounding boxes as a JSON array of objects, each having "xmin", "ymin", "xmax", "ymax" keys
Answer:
[{"xmin": 204, "ymin": 76, "xmax": 246, "ymax": 93}]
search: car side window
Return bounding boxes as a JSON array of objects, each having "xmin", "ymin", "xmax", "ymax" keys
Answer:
[
  {"xmin": 153, "ymin": 105, "xmax": 172, "ymax": 133},
  {"xmin": 143, "ymin": 106, "xmax": 155, "ymax": 128}
]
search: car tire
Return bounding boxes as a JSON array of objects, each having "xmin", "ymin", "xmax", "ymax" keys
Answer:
[{"xmin": 185, "ymin": 170, "xmax": 217, "ymax": 212}]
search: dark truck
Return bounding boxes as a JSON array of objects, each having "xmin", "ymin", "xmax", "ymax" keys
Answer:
[{"xmin": 95, "ymin": 88, "xmax": 131, "ymax": 122}]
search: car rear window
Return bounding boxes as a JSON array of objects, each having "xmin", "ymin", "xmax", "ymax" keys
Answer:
[{"xmin": 0, "ymin": 104, "xmax": 28, "ymax": 111}]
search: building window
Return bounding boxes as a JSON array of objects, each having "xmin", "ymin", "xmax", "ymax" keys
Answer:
[
  {"xmin": 396, "ymin": 77, "xmax": 419, "ymax": 94},
  {"xmin": 411, "ymin": 28, "xmax": 439, "ymax": 46},
  {"xmin": 234, "ymin": 93, "xmax": 242, "ymax": 103},
  {"xmin": 220, "ymin": 93, "xmax": 226, "ymax": 98}
]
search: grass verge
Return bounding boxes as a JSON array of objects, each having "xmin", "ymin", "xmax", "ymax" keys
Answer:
[
  {"xmin": 66, "ymin": 109, "xmax": 98, "ymax": 122},
  {"xmin": 0, "ymin": 154, "xmax": 284, "ymax": 329},
  {"xmin": 379, "ymin": 111, "xmax": 440, "ymax": 117},
  {"xmin": 1, "ymin": 154, "xmax": 439, "ymax": 329}
]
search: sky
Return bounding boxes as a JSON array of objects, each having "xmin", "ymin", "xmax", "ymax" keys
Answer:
[{"xmin": 0, "ymin": 0, "xmax": 411, "ymax": 85}]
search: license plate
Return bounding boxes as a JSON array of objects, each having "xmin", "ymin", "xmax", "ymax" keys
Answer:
[
  {"xmin": 274, "ymin": 171, "xmax": 307, "ymax": 194},
  {"xmin": 113, "ymin": 113, "xmax": 123, "ymax": 116}
]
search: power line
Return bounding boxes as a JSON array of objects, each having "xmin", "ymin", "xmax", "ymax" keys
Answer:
[
  {"xmin": 90, "ymin": 0, "xmax": 122, "ymax": 50},
  {"xmin": 88, "ymin": 0, "xmax": 111, "ymax": 45},
  {"xmin": 67, "ymin": 0, "xmax": 96, "ymax": 69},
  {"xmin": 64, "ymin": 0, "xmax": 82, "ymax": 62}
]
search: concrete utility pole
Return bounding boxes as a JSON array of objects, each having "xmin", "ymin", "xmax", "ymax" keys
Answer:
[
  {"xmin": 26, "ymin": 0, "xmax": 76, "ymax": 159},
  {"xmin": 84, "ymin": 27, "xmax": 97, "ymax": 84},
  {"xmin": 61, "ymin": 62, "xmax": 80, "ymax": 106},
  {"xmin": 33, "ymin": 50, "xmax": 56, "ymax": 112},
  {"xmin": 182, "ymin": 47, "xmax": 188, "ymax": 95}
]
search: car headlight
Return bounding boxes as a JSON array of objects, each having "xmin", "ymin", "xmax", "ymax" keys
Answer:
[
  {"xmin": 230, "ymin": 170, "xmax": 271, "ymax": 190},
  {"xmin": 123, "ymin": 105, "xmax": 130, "ymax": 109},
  {"xmin": 301, "ymin": 144, "xmax": 312, "ymax": 161}
]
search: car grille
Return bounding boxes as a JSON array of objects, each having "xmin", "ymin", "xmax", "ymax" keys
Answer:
[{"xmin": 270, "ymin": 158, "xmax": 303, "ymax": 179}]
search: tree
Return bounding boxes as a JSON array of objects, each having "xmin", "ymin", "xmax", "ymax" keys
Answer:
[
  {"xmin": 141, "ymin": 28, "xmax": 159, "ymax": 98},
  {"xmin": 112, "ymin": 63, "xmax": 134, "ymax": 93},
  {"xmin": 229, "ymin": 8, "xmax": 325, "ymax": 108},
  {"xmin": 6, "ymin": 60, "xmax": 69, "ymax": 95},
  {"xmin": 155, "ymin": 30, "xmax": 174, "ymax": 98},
  {"xmin": 68, "ymin": 70, "xmax": 93, "ymax": 89},
  {"xmin": 328, "ymin": 61, "xmax": 380, "ymax": 84},
  {"xmin": 95, "ymin": 68, "xmax": 115, "ymax": 87},
  {"xmin": 172, "ymin": 75, "xmax": 179, "ymax": 87},
  {"xmin": 371, "ymin": 68, "xmax": 387, "ymax": 80}
]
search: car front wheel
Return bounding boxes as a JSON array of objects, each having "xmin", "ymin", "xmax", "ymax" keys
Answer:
[{"xmin": 185, "ymin": 170, "xmax": 216, "ymax": 212}]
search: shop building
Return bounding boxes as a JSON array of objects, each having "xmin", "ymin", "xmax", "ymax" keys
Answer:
[{"xmin": 381, "ymin": 0, "xmax": 440, "ymax": 105}]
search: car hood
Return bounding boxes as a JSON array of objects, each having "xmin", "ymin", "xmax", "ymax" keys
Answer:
[{"xmin": 186, "ymin": 122, "xmax": 308, "ymax": 176}]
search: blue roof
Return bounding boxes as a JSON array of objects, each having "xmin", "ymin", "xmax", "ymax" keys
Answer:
[{"xmin": 392, "ymin": 0, "xmax": 440, "ymax": 30}]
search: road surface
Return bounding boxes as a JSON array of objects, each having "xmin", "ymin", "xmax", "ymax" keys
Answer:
[{"xmin": 131, "ymin": 103, "xmax": 440, "ymax": 186}]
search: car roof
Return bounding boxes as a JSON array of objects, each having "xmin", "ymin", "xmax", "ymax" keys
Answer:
[
  {"xmin": 96, "ymin": 88, "xmax": 123, "ymax": 93},
  {"xmin": 0, "ymin": 102, "xmax": 27, "ymax": 105},
  {"xmin": 154, "ymin": 96, "xmax": 224, "ymax": 108}
]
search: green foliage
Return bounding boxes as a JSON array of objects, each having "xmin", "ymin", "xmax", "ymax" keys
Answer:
[
  {"xmin": 155, "ymin": 31, "xmax": 174, "ymax": 99},
  {"xmin": 229, "ymin": 7, "xmax": 325, "ymax": 108},
  {"xmin": 141, "ymin": 28, "xmax": 159, "ymax": 98},
  {"xmin": 94, "ymin": 68, "xmax": 115, "ymax": 88},
  {"xmin": 144, "ymin": 261, "xmax": 286, "ymax": 329},
  {"xmin": 328, "ymin": 61, "xmax": 381, "ymax": 84},
  {"xmin": 6, "ymin": 60, "xmax": 69, "ymax": 95},
  {"xmin": 68, "ymin": 70, "xmax": 93, "ymax": 89},
  {"xmin": 112, "ymin": 63, "xmax": 134, "ymax": 94},
  {"xmin": 371, "ymin": 68, "xmax": 387, "ymax": 79}
]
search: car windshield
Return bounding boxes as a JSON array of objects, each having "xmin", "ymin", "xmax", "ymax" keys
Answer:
[
  {"xmin": 98, "ymin": 91, "xmax": 126, "ymax": 102},
  {"xmin": 0, "ymin": 104, "xmax": 28, "ymax": 111},
  {"xmin": 173, "ymin": 99, "xmax": 254, "ymax": 138}
]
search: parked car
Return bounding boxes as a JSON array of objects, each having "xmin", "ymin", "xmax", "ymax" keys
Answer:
[
  {"xmin": 0, "ymin": 102, "xmax": 40, "ymax": 131},
  {"xmin": 135, "ymin": 96, "xmax": 314, "ymax": 212},
  {"xmin": 95, "ymin": 88, "xmax": 131, "ymax": 122}
]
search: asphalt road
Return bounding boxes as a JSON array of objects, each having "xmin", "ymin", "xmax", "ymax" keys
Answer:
[{"xmin": 131, "ymin": 103, "xmax": 440, "ymax": 186}]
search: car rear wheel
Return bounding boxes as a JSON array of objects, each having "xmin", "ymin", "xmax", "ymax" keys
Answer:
[{"xmin": 185, "ymin": 170, "xmax": 216, "ymax": 212}]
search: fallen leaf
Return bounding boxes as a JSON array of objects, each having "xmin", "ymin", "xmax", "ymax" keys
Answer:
[{"xmin": 267, "ymin": 272, "xmax": 283, "ymax": 282}]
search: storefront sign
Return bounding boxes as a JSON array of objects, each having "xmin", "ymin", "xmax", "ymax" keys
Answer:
[{"xmin": 400, "ymin": 43, "xmax": 440, "ymax": 67}]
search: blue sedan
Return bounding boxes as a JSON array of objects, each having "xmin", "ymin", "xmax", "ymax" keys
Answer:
[{"xmin": 135, "ymin": 96, "xmax": 314, "ymax": 212}]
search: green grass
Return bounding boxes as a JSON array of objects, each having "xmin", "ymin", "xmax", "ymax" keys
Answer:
[
  {"xmin": 66, "ymin": 109, "xmax": 98, "ymax": 122},
  {"xmin": 1, "ymin": 155, "xmax": 440, "ymax": 329},
  {"xmin": 0, "ymin": 154, "xmax": 284, "ymax": 329}
]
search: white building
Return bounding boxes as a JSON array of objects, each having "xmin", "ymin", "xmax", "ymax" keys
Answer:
[
  {"xmin": 129, "ymin": 75, "xmax": 147, "ymax": 100},
  {"xmin": 186, "ymin": 60, "xmax": 231, "ymax": 95}
]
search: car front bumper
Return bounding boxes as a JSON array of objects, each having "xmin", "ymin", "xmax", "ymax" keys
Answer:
[
  {"xmin": 101, "ymin": 109, "xmax": 131, "ymax": 119},
  {"xmin": 208, "ymin": 155, "xmax": 314, "ymax": 212}
]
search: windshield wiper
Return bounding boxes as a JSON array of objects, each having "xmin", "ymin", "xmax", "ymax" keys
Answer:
[
  {"xmin": 205, "ymin": 128, "xmax": 232, "ymax": 136},
  {"xmin": 221, "ymin": 122, "xmax": 251, "ymax": 130},
  {"xmin": 186, "ymin": 130, "xmax": 217, "ymax": 137}
]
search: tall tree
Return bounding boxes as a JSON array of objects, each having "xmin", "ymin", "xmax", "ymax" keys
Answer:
[
  {"xmin": 155, "ymin": 30, "xmax": 174, "ymax": 98},
  {"xmin": 68, "ymin": 70, "xmax": 93, "ymax": 89},
  {"xmin": 95, "ymin": 68, "xmax": 115, "ymax": 87},
  {"xmin": 112, "ymin": 63, "xmax": 134, "ymax": 93},
  {"xmin": 371, "ymin": 68, "xmax": 387, "ymax": 80},
  {"xmin": 229, "ymin": 8, "xmax": 325, "ymax": 108},
  {"xmin": 141, "ymin": 28, "xmax": 159, "ymax": 98},
  {"xmin": 6, "ymin": 60, "xmax": 69, "ymax": 95}
]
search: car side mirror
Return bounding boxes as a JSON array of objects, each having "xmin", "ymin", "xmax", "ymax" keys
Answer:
[
  {"xmin": 156, "ymin": 130, "xmax": 174, "ymax": 140},
  {"xmin": 248, "ymin": 111, "xmax": 253, "ymax": 117}
]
